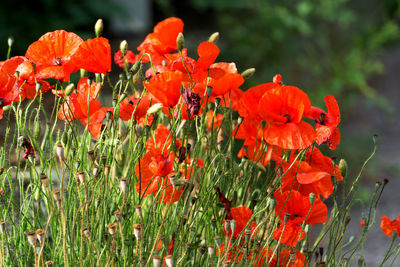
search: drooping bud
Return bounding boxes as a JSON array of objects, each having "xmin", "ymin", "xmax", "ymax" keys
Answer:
[
  {"xmin": 95, "ymin": 19, "xmax": 103, "ymax": 37},
  {"xmin": 65, "ymin": 83, "xmax": 74, "ymax": 96},
  {"xmin": 208, "ymin": 32, "xmax": 219, "ymax": 43},
  {"xmin": 120, "ymin": 40, "xmax": 128, "ymax": 56},
  {"xmin": 241, "ymin": 68, "xmax": 256, "ymax": 80},
  {"xmin": 338, "ymin": 159, "xmax": 347, "ymax": 178},
  {"xmin": 224, "ymin": 220, "xmax": 231, "ymax": 234},
  {"xmin": 176, "ymin": 32, "xmax": 184, "ymax": 51}
]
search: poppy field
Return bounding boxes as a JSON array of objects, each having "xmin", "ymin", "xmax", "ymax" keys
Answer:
[{"xmin": 0, "ymin": 17, "xmax": 398, "ymax": 266}]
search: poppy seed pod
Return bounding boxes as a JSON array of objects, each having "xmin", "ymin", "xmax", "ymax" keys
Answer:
[
  {"xmin": 45, "ymin": 261, "xmax": 53, "ymax": 267},
  {"xmin": 95, "ymin": 19, "xmax": 103, "ymax": 37},
  {"xmin": 338, "ymin": 159, "xmax": 347, "ymax": 178},
  {"xmin": 224, "ymin": 220, "xmax": 230, "ymax": 234},
  {"xmin": 27, "ymin": 231, "xmax": 37, "ymax": 247},
  {"xmin": 104, "ymin": 165, "xmax": 111, "ymax": 177},
  {"xmin": 36, "ymin": 229, "xmax": 45, "ymax": 243},
  {"xmin": 222, "ymin": 260, "xmax": 232, "ymax": 267},
  {"xmin": 56, "ymin": 143, "xmax": 64, "ymax": 160},
  {"xmin": 114, "ymin": 210, "xmax": 122, "ymax": 222},
  {"xmin": 75, "ymin": 171, "xmax": 86, "ymax": 184},
  {"xmin": 208, "ymin": 32, "xmax": 219, "ymax": 43},
  {"xmin": 153, "ymin": 255, "xmax": 161, "ymax": 267},
  {"xmin": 133, "ymin": 224, "xmax": 142, "ymax": 240},
  {"xmin": 92, "ymin": 164, "xmax": 99, "ymax": 177},
  {"xmin": 119, "ymin": 178, "xmax": 127, "ymax": 192},
  {"xmin": 241, "ymin": 68, "xmax": 256, "ymax": 80},
  {"xmin": 208, "ymin": 245, "xmax": 215, "ymax": 258},
  {"xmin": 87, "ymin": 150, "xmax": 95, "ymax": 163},
  {"xmin": 107, "ymin": 223, "xmax": 118, "ymax": 236},
  {"xmin": 176, "ymin": 32, "xmax": 184, "ymax": 51},
  {"xmin": 134, "ymin": 205, "xmax": 142, "ymax": 219},
  {"xmin": 0, "ymin": 221, "xmax": 6, "ymax": 234},
  {"xmin": 82, "ymin": 227, "xmax": 90, "ymax": 238},
  {"xmin": 40, "ymin": 173, "xmax": 50, "ymax": 188},
  {"xmin": 165, "ymin": 255, "xmax": 173, "ymax": 267}
]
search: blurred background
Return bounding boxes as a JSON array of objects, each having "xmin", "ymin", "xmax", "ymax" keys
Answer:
[{"xmin": 2, "ymin": 0, "xmax": 400, "ymax": 264}]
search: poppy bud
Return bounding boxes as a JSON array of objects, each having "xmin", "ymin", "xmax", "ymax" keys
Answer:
[
  {"xmin": 214, "ymin": 236, "xmax": 222, "ymax": 246},
  {"xmin": 176, "ymin": 32, "xmax": 184, "ymax": 51},
  {"xmin": 206, "ymin": 86, "xmax": 213, "ymax": 96},
  {"xmin": 241, "ymin": 68, "xmax": 256, "ymax": 80},
  {"xmin": 147, "ymin": 103, "xmax": 163, "ymax": 115},
  {"xmin": 165, "ymin": 255, "xmax": 173, "ymax": 267},
  {"xmin": 338, "ymin": 159, "xmax": 347, "ymax": 178},
  {"xmin": 357, "ymin": 257, "xmax": 365, "ymax": 267},
  {"xmin": 95, "ymin": 19, "xmax": 103, "ymax": 37},
  {"xmin": 120, "ymin": 40, "xmax": 128, "ymax": 56},
  {"xmin": 309, "ymin": 193, "xmax": 315, "ymax": 204},
  {"xmin": 35, "ymin": 83, "xmax": 42, "ymax": 93},
  {"xmin": 119, "ymin": 93, "xmax": 127, "ymax": 103},
  {"xmin": 7, "ymin": 36, "xmax": 14, "ymax": 48},
  {"xmin": 2, "ymin": 105, "xmax": 11, "ymax": 112},
  {"xmin": 208, "ymin": 32, "xmax": 219, "ymax": 43},
  {"xmin": 237, "ymin": 116, "xmax": 243, "ymax": 125},
  {"xmin": 65, "ymin": 83, "xmax": 74, "ymax": 96},
  {"xmin": 33, "ymin": 120, "xmax": 41, "ymax": 140},
  {"xmin": 80, "ymin": 69, "xmax": 86, "ymax": 78}
]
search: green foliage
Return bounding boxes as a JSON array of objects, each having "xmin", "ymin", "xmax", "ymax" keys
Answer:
[{"xmin": 163, "ymin": 0, "xmax": 399, "ymax": 106}]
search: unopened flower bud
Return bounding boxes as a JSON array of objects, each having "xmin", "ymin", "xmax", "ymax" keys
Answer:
[
  {"xmin": 95, "ymin": 19, "xmax": 103, "ymax": 37},
  {"xmin": 33, "ymin": 121, "xmax": 41, "ymax": 139},
  {"xmin": 120, "ymin": 40, "xmax": 128, "ymax": 56},
  {"xmin": 104, "ymin": 165, "xmax": 111, "ymax": 177},
  {"xmin": 206, "ymin": 86, "xmax": 213, "ymax": 96},
  {"xmin": 7, "ymin": 36, "xmax": 14, "ymax": 48},
  {"xmin": 208, "ymin": 32, "xmax": 219, "ymax": 43},
  {"xmin": 338, "ymin": 159, "xmax": 347, "ymax": 178},
  {"xmin": 119, "ymin": 93, "xmax": 127, "ymax": 103},
  {"xmin": 65, "ymin": 83, "xmax": 74, "ymax": 96},
  {"xmin": 309, "ymin": 193, "xmax": 315, "ymax": 204},
  {"xmin": 176, "ymin": 32, "xmax": 184, "ymax": 51},
  {"xmin": 224, "ymin": 220, "xmax": 231, "ymax": 234},
  {"xmin": 147, "ymin": 103, "xmax": 163, "ymax": 115},
  {"xmin": 241, "ymin": 68, "xmax": 256, "ymax": 80},
  {"xmin": 214, "ymin": 236, "xmax": 222, "ymax": 247},
  {"xmin": 169, "ymin": 175, "xmax": 177, "ymax": 187},
  {"xmin": 230, "ymin": 220, "xmax": 236, "ymax": 234}
]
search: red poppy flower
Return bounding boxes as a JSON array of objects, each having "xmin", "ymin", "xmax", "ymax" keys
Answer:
[
  {"xmin": 206, "ymin": 110, "xmax": 223, "ymax": 131},
  {"xmin": 208, "ymin": 63, "xmax": 244, "ymax": 97},
  {"xmin": 0, "ymin": 72, "xmax": 19, "ymax": 119},
  {"xmin": 26, "ymin": 30, "xmax": 83, "ymax": 81},
  {"xmin": 258, "ymin": 85, "xmax": 315, "ymax": 149},
  {"xmin": 237, "ymin": 143, "xmax": 282, "ymax": 167},
  {"xmin": 222, "ymin": 206, "xmax": 258, "ymax": 239},
  {"xmin": 119, "ymin": 93, "xmax": 154, "ymax": 121},
  {"xmin": 80, "ymin": 107, "xmax": 113, "ymax": 138},
  {"xmin": 58, "ymin": 92, "xmax": 101, "ymax": 121},
  {"xmin": 274, "ymin": 190, "xmax": 328, "ymax": 225},
  {"xmin": 145, "ymin": 124, "xmax": 181, "ymax": 156},
  {"xmin": 137, "ymin": 17, "xmax": 184, "ymax": 64},
  {"xmin": 143, "ymin": 71, "xmax": 183, "ymax": 108},
  {"xmin": 381, "ymin": 213, "xmax": 400, "ymax": 237},
  {"xmin": 71, "ymin": 37, "xmax": 111, "ymax": 74},
  {"xmin": 76, "ymin": 77, "xmax": 101, "ymax": 98},
  {"xmin": 114, "ymin": 50, "xmax": 137, "ymax": 68},
  {"xmin": 218, "ymin": 243, "xmax": 276, "ymax": 266},
  {"xmin": 1, "ymin": 56, "xmax": 51, "ymax": 100},
  {"xmin": 305, "ymin": 95, "xmax": 341, "ymax": 150},
  {"xmin": 273, "ymin": 220, "xmax": 305, "ymax": 247}
]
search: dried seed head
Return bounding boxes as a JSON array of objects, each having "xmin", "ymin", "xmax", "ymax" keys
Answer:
[
  {"xmin": 230, "ymin": 220, "xmax": 236, "ymax": 234},
  {"xmin": 87, "ymin": 150, "xmax": 95, "ymax": 163},
  {"xmin": 222, "ymin": 260, "xmax": 232, "ymax": 267},
  {"xmin": 119, "ymin": 178, "xmax": 127, "ymax": 192},
  {"xmin": 224, "ymin": 220, "xmax": 231, "ymax": 234},
  {"xmin": 82, "ymin": 227, "xmax": 90, "ymax": 238},
  {"xmin": 133, "ymin": 224, "xmax": 142, "ymax": 240},
  {"xmin": 165, "ymin": 255, "xmax": 173, "ymax": 267},
  {"xmin": 153, "ymin": 255, "xmax": 161, "ymax": 267},
  {"xmin": 208, "ymin": 245, "xmax": 215, "ymax": 258},
  {"xmin": 52, "ymin": 190, "xmax": 61, "ymax": 202},
  {"xmin": 134, "ymin": 205, "xmax": 142, "ymax": 219},
  {"xmin": 40, "ymin": 173, "xmax": 50, "ymax": 188},
  {"xmin": 75, "ymin": 171, "xmax": 86, "ymax": 184},
  {"xmin": 169, "ymin": 174, "xmax": 177, "ymax": 187},
  {"xmin": 27, "ymin": 231, "xmax": 37, "ymax": 247},
  {"xmin": 0, "ymin": 221, "xmax": 5, "ymax": 234},
  {"xmin": 114, "ymin": 210, "xmax": 122, "ymax": 222},
  {"xmin": 45, "ymin": 261, "xmax": 54, "ymax": 267},
  {"xmin": 107, "ymin": 223, "xmax": 118, "ymax": 236},
  {"xmin": 92, "ymin": 164, "xmax": 99, "ymax": 177},
  {"xmin": 36, "ymin": 229, "xmax": 45, "ymax": 243},
  {"xmin": 104, "ymin": 165, "xmax": 111, "ymax": 177}
]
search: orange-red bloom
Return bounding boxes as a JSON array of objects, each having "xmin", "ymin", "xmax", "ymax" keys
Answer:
[
  {"xmin": 381, "ymin": 213, "xmax": 400, "ymax": 237},
  {"xmin": 278, "ymin": 249, "xmax": 309, "ymax": 267},
  {"xmin": 206, "ymin": 110, "xmax": 223, "ymax": 131},
  {"xmin": 26, "ymin": 30, "xmax": 83, "ymax": 81},
  {"xmin": 143, "ymin": 71, "xmax": 183, "ymax": 108},
  {"xmin": 71, "ymin": 37, "xmax": 111, "ymax": 74},
  {"xmin": 222, "ymin": 206, "xmax": 257, "ymax": 239}
]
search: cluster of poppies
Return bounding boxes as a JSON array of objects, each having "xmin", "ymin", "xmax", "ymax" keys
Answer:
[{"xmin": 0, "ymin": 16, "xmax": 349, "ymax": 266}]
